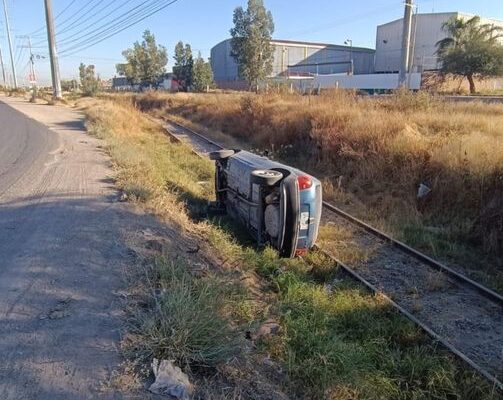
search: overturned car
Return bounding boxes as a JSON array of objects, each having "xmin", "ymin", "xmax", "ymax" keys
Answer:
[{"xmin": 209, "ymin": 149, "xmax": 322, "ymax": 258}]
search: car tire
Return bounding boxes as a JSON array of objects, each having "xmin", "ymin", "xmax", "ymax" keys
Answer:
[
  {"xmin": 251, "ymin": 169, "xmax": 284, "ymax": 186},
  {"xmin": 209, "ymin": 149, "xmax": 235, "ymax": 161}
]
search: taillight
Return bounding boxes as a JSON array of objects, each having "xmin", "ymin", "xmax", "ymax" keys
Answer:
[{"xmin": 297, "ymin": 175, "xmax": 312, "ymax": 191}]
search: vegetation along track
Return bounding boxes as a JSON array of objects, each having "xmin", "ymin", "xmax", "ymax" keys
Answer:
[{"xmin": 162, "ymin": 118, "xmax": 503, "ymax": 391}]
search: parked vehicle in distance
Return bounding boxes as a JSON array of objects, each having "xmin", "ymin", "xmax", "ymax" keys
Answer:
[{"xmin": 209, "ymin": 149, "xmax": 323, "ymax": 257}]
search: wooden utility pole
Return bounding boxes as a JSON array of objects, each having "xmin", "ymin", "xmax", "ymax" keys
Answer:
[
  {"xmin": 2, "ymin": 0, "xmax": 17, "ymax": 88},
  {"xmin": 44, "ymin": 0, "xmax": 62, "ymax": 99},
  {"xmin": 398, "ymin": 0, "xmax": 413, "ymax": 88}
]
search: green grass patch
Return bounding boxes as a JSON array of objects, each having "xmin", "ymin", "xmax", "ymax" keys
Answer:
[{"xmin": 126, "ymin": 258, "xmax": 243, "ymax": 370}]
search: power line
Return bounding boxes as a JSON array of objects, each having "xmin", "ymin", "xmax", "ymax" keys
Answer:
[
  {"xmin": 29, "ymin": 0, "xmax": 79, "ymax": 37},
  {"xmin": 56, "ymin": 0, "xmax": 131, "ymax": 38},
  {"xmin": 32, "ymin": 0, "xmax": 102, "ymax": 46},
  {"xmin": 58, "ymin": 0, "xmax": 166, "ymax": 48},
  {"xmin": 283, "ymin": 3, "xmax": 399, "ymax": 39},
  {"xmin": 32, "ymin": 0, "xmax": 152, "ymax": 48},
  {"xmin": 14, "ymin": 42, "xmax": 26, "ymax": 68},
  {"xmin": 60, "ymin": 0, "xmax": 181, "ymax": 56},
  {"xmin": 54, "ymin": 0, "xmax": 101, "ymax": 32}
]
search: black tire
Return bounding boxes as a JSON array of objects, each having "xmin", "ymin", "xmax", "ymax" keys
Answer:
[
  {"xmin": 278, "ymin": 176, "xmax": 300, "ymax": 258},
  {"xmin": 209, "ymin": 149, "xmax": 235, "ymax": 161},
  {"xmin": 250, "ymin": 169, "xmax": 284, "ymax": 186}
]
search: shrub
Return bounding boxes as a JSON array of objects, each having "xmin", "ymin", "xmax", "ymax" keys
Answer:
[{"xmin": 130, "ymin": 259, "xmax": 242, "ymax": 369}]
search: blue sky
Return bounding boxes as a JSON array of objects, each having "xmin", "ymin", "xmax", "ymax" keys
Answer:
[{"xmin": 1, "ymin": 0, "xmax": 502, "ymax": 86}]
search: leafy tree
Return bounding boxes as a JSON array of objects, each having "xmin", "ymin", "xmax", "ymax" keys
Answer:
[
  {"xmin": 230, "ymin": 0, "xmax": 275, "ymax": 89},
  {"xmin": 173, "ymin": 41, "xmax": 193, "ymax": 91},
  {"xmin": 61, "ymin": 79, "xmax": 79, "ymax": 92},
  {"xmin": 116, "ymin": 30, "xmax": 168, "ymax": 89},
  {"xmin": 436, "ymin": 16, "xmax": 503, "ymax": 94},
  {"xmin": 192, "ymin": 53, "xmax": 215, "ymax": 92},
  {"xmin": 79, "ymin": 64, "xmax": 100, "ymax": 96}
]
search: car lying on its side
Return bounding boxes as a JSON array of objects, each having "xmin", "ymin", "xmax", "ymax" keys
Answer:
[{"xmin": 209, "ymin": 149, "xmax": 322, "ymax": 258}]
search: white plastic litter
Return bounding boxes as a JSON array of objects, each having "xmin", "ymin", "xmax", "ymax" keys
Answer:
[{"xmin": 149, "ymin": 359, "xmax": 193, "ymax": 399}]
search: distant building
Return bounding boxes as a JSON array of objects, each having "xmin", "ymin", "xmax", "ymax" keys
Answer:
[
  {"xmin": 375, "ymin": 12, "xmax": 503, "ymax": 73},
  {"xmin": 112, "ymin": 76, "xmax": 136, "ymax": 91},
  {"xmin": 112, "ymin": 73, "xmax": 178, "ymax": 91},
  {"xmin": 211, "ymin": 39, "xmax": 375, "ymax": 87}
]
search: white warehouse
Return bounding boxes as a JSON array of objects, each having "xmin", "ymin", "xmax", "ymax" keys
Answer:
[{"xmin": 375, "ymin": 12, "xmax": 503, "ymax": 73}]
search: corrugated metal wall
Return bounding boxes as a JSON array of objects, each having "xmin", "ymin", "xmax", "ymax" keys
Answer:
[
  {"xmin": 375, "ymin": 12, "xmax": 503, "ymax": 73},
  {"xmin": 211, "ymin": 39, "xmax": 375, "ymax": 83},
  {"xmin": 211, "ymin": 40, "xmax": 239, "ymax": 82}
]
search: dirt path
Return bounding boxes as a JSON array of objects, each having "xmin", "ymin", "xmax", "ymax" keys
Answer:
[{"xmin": 0, "ymin": 97, "xmax": 163, "ymax": 399}]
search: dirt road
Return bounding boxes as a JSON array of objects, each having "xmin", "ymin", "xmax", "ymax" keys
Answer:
[{"xmin": 0, "ymin": 96, "xmax": 157, "ymax": 399}]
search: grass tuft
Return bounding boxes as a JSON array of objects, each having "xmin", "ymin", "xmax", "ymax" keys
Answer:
[{"xmin": 127, "ymin": 258, "xmax": 242, "ymax": 369}]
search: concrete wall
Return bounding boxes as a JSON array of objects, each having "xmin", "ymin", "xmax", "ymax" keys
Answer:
[
  {"xmin": 211, "ymin": 39, "xmax": 375, "ymax": 84},
  {"xmin": 375, "ymin": 12, "xmax": 503, "ymax": 73},
  {"xmin": 312, "ymin": 73, "xmax": 422, "ymax": 90}
]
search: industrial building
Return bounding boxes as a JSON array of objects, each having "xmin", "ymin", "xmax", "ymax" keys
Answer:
[
  {"xmin": 210, "ymin": 11, "xmax": 503, "ymax": 90},
  {"xmin": 375, "ymin": 12, "xmax": 503, "ymax": 73},
  {"xmin": 211, "ymin": 39, "xmax": 375, "ymax": 86}
]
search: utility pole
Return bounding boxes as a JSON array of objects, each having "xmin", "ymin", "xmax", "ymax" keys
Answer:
[
  {"xmin": 44, "ymin": 0, "xmax": 62, "ymax": 99},
  {"xmin": 0, "ymin": 45, "xmax": 6, "ymax": 86},
  {"xmin": 2, "ymin": 0, "xmax": 17, "ymax": 88},
  {"xmin": 27, "ymin": 37, "xmax": 36, "ymax": 86},
  {"xmin": 398, "ymin": 0, "xmax": 413, "ymax": 88},
  {"xmin": 18, "ymin": 35, "xmax": 37, "ymax": 99},
  {"xmin": 345, "ymin": 39, "xmax": 354, "ymax": 75}
]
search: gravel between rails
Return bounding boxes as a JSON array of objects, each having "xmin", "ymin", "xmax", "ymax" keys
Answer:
[
  {"xmin": 321, "ymin": 211, "xmax": 503, "ymax": 382},
  {"xmin": 162, "ymin": 118, "xmax": 503, "ymax": 387}
]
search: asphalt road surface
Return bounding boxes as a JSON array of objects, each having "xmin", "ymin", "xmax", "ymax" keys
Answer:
[{"xmin": 0, "ymin": 97, "xmax": 159, "ymax": 399}]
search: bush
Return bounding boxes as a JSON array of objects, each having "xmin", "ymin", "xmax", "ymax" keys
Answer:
[{"xmin": 130, "ymin": 259, "xmax": 242, "ymax": 369}]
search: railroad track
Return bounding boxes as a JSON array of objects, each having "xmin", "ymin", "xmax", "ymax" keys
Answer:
[{"xmin": 161, "ymin": 118, "xmax": 503, "ymax": 392}]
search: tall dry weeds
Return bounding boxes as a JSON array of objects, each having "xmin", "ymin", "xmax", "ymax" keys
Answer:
[{"xmin": 124, "ymin": 90, "xmax": 503, "ymax": 286}]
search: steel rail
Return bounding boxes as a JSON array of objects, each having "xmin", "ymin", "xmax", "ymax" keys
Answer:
[
  {"xmin": 322, "ymin": 202, "xmax": 503, "ymax": 306},
  {"xmin": 167, "ymin": 119, "xmax": 502, "ymax": 305},
  {"xmin": 315, "ymin": 246, "xmax": 503, "ymax": 392},
  {"xmin": 162, "ymin": 117, "xmax": 503, "ymax": 391}
]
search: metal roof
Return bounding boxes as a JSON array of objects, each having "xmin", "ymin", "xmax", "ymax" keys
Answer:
[{"xmin": 212, "ymin": 38, "xmax": 374, "ymax": 53}]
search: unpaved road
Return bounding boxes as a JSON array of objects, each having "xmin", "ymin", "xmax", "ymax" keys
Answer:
[{"xmin": 0, "ymin": 97, "xmax": 157, "ymax": 399}]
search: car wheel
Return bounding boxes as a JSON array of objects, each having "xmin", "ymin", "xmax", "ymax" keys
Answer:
[
  {"xmin": 251, "ymin": 169, "xmax": 284, "ymax": 186},
  {"xmin": 209, "ymin": 149, "xmax": 235, "ymax": 160}
]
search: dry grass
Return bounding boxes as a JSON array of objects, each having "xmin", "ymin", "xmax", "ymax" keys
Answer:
[
  {"xmin": 126, "ymin": 90, "xmax": 503, "ymax": 291},
  {"xmin": 80, "ymin": 96, "xmax": 498, "ymax": 400},
  {"xmin": 317, "ymin": 224, "xmax": 375, "ymax": 265}
]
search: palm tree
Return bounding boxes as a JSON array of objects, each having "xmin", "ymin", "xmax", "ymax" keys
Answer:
[{"xmin": 436, "ymin": 16, "xmax": 503, "ymax": 94}]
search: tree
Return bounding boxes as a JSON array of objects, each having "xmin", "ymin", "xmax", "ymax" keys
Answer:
[
  {"xmin": 116, "ymin": 30, "xmax": 168, "ymax": 89},
  {"xmin": 230, "ymin": 0, "xmax": 275, "ymax": 89},
  {"xmin": 79, "ymin": 64, "xmax": 100, "ymax": 96},
  {"xmin": 172, "ymin": 41, "xmax": 193, "ymax": 91},
  {"xmin": 192, "ymin": 53, "xmax": 215, "ymax": 92},
  {"xmin": 61, "ymin": 79, "xmax": 79, "ymax": 92},
  {"xmin": 436, "ymin": 16, "xmax": 503, "ymax": 94}
]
